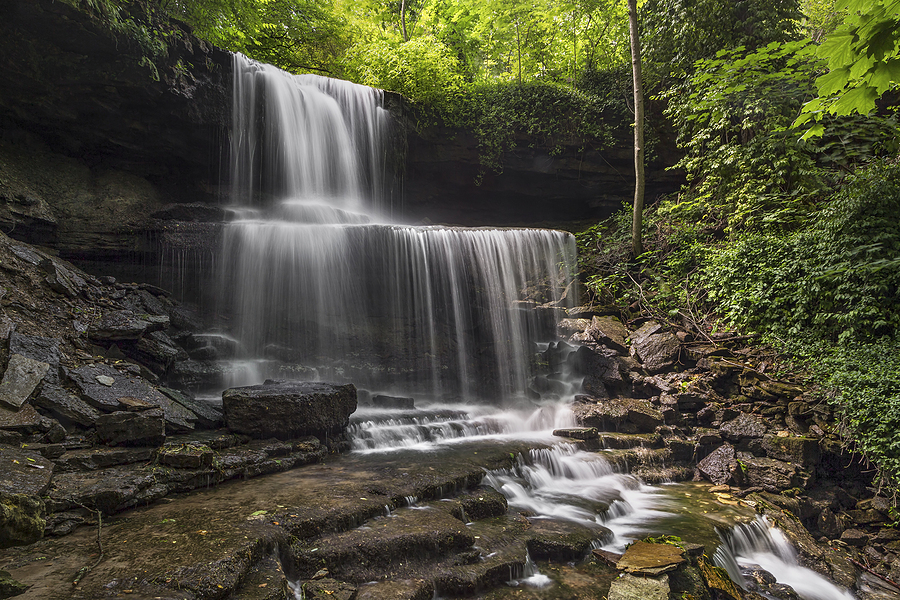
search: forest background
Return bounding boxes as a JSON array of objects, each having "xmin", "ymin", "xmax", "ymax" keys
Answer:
[{"xmin": 74, "ymin": 0, "xmax": 900, "ymax": 503}]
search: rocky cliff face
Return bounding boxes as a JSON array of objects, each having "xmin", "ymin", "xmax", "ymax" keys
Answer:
[{"xmin": 0, "ymin": 0, "xmax": 230, "ymax": 279}]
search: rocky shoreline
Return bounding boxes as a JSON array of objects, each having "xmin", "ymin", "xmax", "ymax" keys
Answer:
[{"xmin": 0, "ymin": 230, "xmax": 896, "ymax": 599}]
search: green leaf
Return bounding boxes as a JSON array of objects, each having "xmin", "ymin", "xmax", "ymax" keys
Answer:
[
  {"xmin": 834, "ymin": 85, "xmax": 878, "ymax": 116},
  {"xmin": 817, "ymin": 34, "xmax": 858, "ymax": 70},
  {"xmin": 868, "ymin": 61, "xmax": 898, "ymax": 94},
  {"xmin": 816, "ymin": 67, "xmax": 852, "ymax": 95},
  {"xmin": 800, "ymin": 123, "xmax": 825, "ymax": 140}
]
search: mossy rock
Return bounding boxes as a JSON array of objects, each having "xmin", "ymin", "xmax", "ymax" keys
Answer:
[
  {"xmin": 697, "ymin": 555, "xmax": 742, "ymax": 600},
  {"xmin": 0, "ymin": 492, "xmax": 45, "ymax": 549},
  {"xmin": 0, "ymin": 570, "xmax": 29, "ymax": 599}
]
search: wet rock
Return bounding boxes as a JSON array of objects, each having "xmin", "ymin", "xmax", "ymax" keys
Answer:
[
  {"xmin": 157, "ymin": 442, "xmax": 214, "ymax": 469},
  {"xmin": 0, "ymin": 447, "xmax": 53, "ymax": 496},
  {"xmin": 40, "ymin": 257, "xmax": 90, "ymax": 299},
  {"xmin": 552, "ymin": 427, "xmax": 599, "ymax": 441},
  {"xmin": 54, "ymin": 446, "xmax": 156, "ymax": 472},
  {"xmin": 0, "ymin": 354, "xmax": 49, "ymax": 410},
  {"xmin": 840, "ymin": 528, "xmax": 869, "ymax": 547},
  {"xmin": 0, "ymin": 404, "xmax": 45, "ymax": 435},
  {"xmin": 665, "ymin": 438, "xmax": 695, "ymax": 462},
  {"xmin": 617, "ymin": 540, "xmax": 686, "ymax": 575},
  {"xmin": 631, "ymin": 329, "xmax": 681, "ymax": 374},
  {"xmin": 372, "ymin": 395, "xmax": 415, "ymax": 409},
  {"xmin": 697, "ymin": 555, "xmax": 743, "ymax": 600},
  {"xmin": 741, "ymin": 456, "xmax": 812, "ymax": 492},
  {"xmin": 527, "ymin": 519, "xmax": 607, "ymax": 561},
  {"xmin": 87, "ymin": 309, "xmax": 169, "ymax": 341},
  {"xmin": 573, "ymin": 397, "xmax": 664, "ymax": 434},
  {"xmin": 720, "ymin": 413, "xmax": 768, "ymax": 442},
  {"xmin": 0, "ymin": 492, "xmax": 45, "ymax": 549},
  {"xmin": 223, "ymin": 381, "xmax": 357, "ymax": 441},
  {"xmin": 448, "ymin": 487, "xmax": 507, "ymax": 521},
  {"xmin": 131, "ymin": 330, "xmax": 188, "ymax": 374},
  {"xmin": 33, "ymin": 384, "xmax": 100, "ymax": 427},
  {"xmin": 48, "ymin": 467, "xmax": 162, "ymax": 514},
  {"xmin": 697, "ymin": 443, "xmax": 742, "ymax": 486},
  {"xmin": 293, "ymin": 508, "xmax": 475, "ymax": 582},
  {"xmin": 67, "ymin": 363, "xmax": 197, "ymax": 431},
  {"xmin": 356, "ymin": 579, "xmax": 433, "ymax": 600},
  {"xmin": 151, "ymin": 202, "xmax": 229, "ymax": 222},
  {"xmin": 608, "ymin": 573, "xmax": 671, "ymax": 600},
  {"xmin": 9, "ymin": 332, "xmax": 60, "ymax": 380},
  {"xmin": 585, "ymin": 315, "xmax": 630, "ymax": 353},
  {"xmin": 96, "ymin": 409, "xmax": 166, "ymax": 446},
  {"xmin": 300, "ymin": 578, "xmax": 357, "ymax": 600},
  {"xmin": 169, "ymin": 359, "xmax": 232, "ymax": 389},
  {"xmin": 159, "ymin": 387, "xmax": 223, "ymax": 429},
  {"xmin": 557, "ymin": 318, "xmax": 591, "ymax": 337},
  {"xmin": 762, "ymin": 435, "xmax": 820, "ymax": 466}
]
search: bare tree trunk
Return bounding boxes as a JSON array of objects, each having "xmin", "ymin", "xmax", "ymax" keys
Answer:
[
  {"xmin": 515, "ymin": 19, "xmax": 522, "ymax": 83},
  {"xmin": 401, "ymin": 0, "xmax": 408, "ymax": 41},
  {"xmin": 627, "ymin": 0, "xmax": 645, "ymax": 258}
]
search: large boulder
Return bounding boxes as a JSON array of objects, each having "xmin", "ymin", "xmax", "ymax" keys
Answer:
[
  {"xmin": 630, "ymin": 322, "xmax": 681, "ymax": 374},
  {"xmin": 697, "ymin": 443, "xmax": 743, "ymax": 486},
  {"xmin": 223, "ymin": 381, "xmax": 357, "ymax": 440},
  {"xmin": 573, "ymin": 397, "xmax": 664, "ymax": 434}
]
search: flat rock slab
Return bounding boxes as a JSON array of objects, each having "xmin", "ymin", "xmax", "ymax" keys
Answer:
[
  {"xmin": 0, "ymin": 404, "xmax": 44, "ymax": 435},
  {"xmin": 9, "ymin": 333, "xmax": 60, "ymax": 383},
  {"xmin": 617, "ymin": 541, "xmax": 685, "ymax": 575},
  {"xmin": 0, "ymin": 447, "xmax": 53, "ymax": 496},
  {"xmin": 87, "ymin": 309, "xmax": 169, "ymax": 341},
  {"xmin": 96, "ymin": 409, "xmax": 166, "ymax": 446},
  {"xmin": 0, "ymin": 443, "xmax": 524, "ymax": 600},
  {"xmin": 33, "ymin": 385, "xmax": 100, "ymax": 427},
  {"xmin": 223, "ymin": 381, "xmax": 357, "ymax": 440},
  {"xmin": 0, "ymin": 354, "xmax": 49, "ymax": 410},
  {"xmin": 67, "ymin": 363, "xmax": 196, "ymax": 432},
  {"xmin": 608, "ymin": 572, "xmax": 671, "ymax": 600},
  {"xmin": 357, "ymin": 579, "xmax": 433, "ymax": 600}
]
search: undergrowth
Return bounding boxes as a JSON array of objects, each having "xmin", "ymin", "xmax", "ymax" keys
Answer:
[{"xmin": 579, "ymin": 159, "xmax": 900, "ymax": 499}]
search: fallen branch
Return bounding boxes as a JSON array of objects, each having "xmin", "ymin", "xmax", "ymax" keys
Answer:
[
  {"xmin": 72, "ymin": 504, "xmax": 104, "ymax": 587},
  {"xmin": 849, "ymin": 557, "xmax": 900, "ymax": 591}
]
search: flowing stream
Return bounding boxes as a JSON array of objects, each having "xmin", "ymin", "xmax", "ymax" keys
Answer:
[{"xmin": 220, "ymin": 54, "xmax": 855, "ymax": 600}]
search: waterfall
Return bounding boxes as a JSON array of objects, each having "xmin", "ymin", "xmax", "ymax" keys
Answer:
[
  {"xmin": 220, "ymin": 54, "xmax": 576, "ymax": 400},
  {"xmin": 714, "ymin": 517, "xmax": 855, "ymax": 600}
]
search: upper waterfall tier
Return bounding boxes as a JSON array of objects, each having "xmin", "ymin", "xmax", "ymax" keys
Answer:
[{"xmin": 230, "ymin": 54, "xmax": 391, "ymax": 214}]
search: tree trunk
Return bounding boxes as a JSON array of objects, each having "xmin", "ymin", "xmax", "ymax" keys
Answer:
[
  {"xmin": 401, "ymin": 0, "xmax": 408, "ymax": 42},
  {"xmin": 627, "ymin": 0, "xmax": 645, "ymax": 258},
  {"xmin": 515, "ymin": 19, "xmax": 522, "ymax": 83}
]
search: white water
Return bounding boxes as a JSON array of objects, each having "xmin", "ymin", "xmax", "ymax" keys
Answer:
[
  {"xmin": 219, "ymin": 54, "xmax": 576, "ymax": 400},
  {"xmin": 715, "ymin": 517, "xmax": 855, "ymax": 600},
  {"xmin": 223, "ymin": 54, "xmax": 857, "ymax": 600}
]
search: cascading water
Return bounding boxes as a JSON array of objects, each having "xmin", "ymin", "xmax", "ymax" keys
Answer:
[
  {"xmin": 219, "ymin": 54, "xmax": 575, "ymax": 400},
  {"xmin": 221, "ymin": 55, "xmax": 858, "ymax": 600},
  {"xmin": 714, "ymin": 517, "xmax": 855, "ymax": 600}
]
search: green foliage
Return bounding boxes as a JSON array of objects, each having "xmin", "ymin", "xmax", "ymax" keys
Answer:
[
  {"xmin": 810, "ymin": 339, "xmax": 900, "ymax": 494},
  {"xmin": 642, "ymin": 0, "xmax": 803, "ymax": 85},
  {"xmin": 343, "ymin": 35, "xmax": 469, "ymax": 107},
  {"xmin": 796, "ymin": 0, "xmax": 900, "ymax": 136},
  {"xmin": 459, "ymin": 81, "xmax": 618, "ymax": 181},
  {"xmin": 704, "ymin": 159, "xmax": 900, "ymax": 343},
  {"xmin": 663, "ymin": 40, "xmax": 829, "ymax": 230}
]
